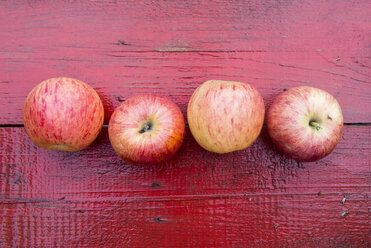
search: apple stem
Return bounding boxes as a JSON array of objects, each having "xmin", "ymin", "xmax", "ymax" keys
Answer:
[
  {"xmin": 139, "ymin": 122, "xmax": 152, "ymax": 134},
  {"xmin": 309, "ymin": 121, "xmax": 321, "ymax": 131}
]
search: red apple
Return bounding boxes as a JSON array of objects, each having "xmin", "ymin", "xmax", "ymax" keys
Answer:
[
  {"xmin": 267, "ymin": 86, "xmax": 343, "ymax": 162},
  {"xmin": 108, "ymin": 94, "xmax": 185, "ymax": 164},
  {"xmin": 23, "ymin": 77, "xmax": 104, "ymax": 151},
  {"xmin": 187, "ymin": 80, "xmax": 265, "ymax": 153}
]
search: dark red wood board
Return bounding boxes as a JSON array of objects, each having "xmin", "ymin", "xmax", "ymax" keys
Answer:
[
  {"xmin": 0, "ymin": 127, "xmax": 370, "ymax": 247},
  {"xmin": 0, "ymin": 0, "xmax": 370, "ymax": 247},
  {"xmin": 0, "ymin": 0, "xmax": 370, "ymax": 124}
]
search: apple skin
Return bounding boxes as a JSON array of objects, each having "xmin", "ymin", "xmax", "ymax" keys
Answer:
[
  {"xmin": 267, "ymin": 86, "xmax": 343, "ymax": 162},
  {"xmin": 23, "ymin": 77, "xmax": 104, "ymax": 151},
  {"xmin": 108, "ymin": 94, "xmax": 185, "ymax": 165},
  {"xmin": 187, "ymin": 80, "xmax": 265, "ymax": 153}
]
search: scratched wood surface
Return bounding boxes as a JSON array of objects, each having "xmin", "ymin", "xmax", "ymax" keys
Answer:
[
  {"xmin": 1, "ymin": 126, "xmax": 370, "ymax": 247},
  {"xmin": 0, "ymin": 0, "xmax": 370, "ymax": 247},
  {"xmin": 1, "ymin": 0, "xmax": 371, "ymax": 124}
]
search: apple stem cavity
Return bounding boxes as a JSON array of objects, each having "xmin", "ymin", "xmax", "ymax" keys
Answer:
[
  {"xmin": 139, "ymin": 121, "xmax": 153, "ymax": 134},
  {"xmin": 309, "ymin": 120, "xmax": 321, "ymax": 131}
]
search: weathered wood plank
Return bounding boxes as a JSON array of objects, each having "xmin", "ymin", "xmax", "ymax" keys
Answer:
[
  {"xmin": 0, "ymin": 0, "xmax": 370, "ymax": 124},
  {"xmin": 0, "ymin": 126, "xmax": 370, "ymax": 247},
  {"xmin": 1, "ymin": 51, "xmax": 370, "ymax": 124},
  {"xmin": 0, "ymin": 0, "xmax": 369, "ymax": 53},
  {"xmin": 0, "ymin": 1, "xmax": 370, "ymax": 247}
]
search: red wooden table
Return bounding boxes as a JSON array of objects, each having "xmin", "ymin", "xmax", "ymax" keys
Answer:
[{"xmin": 0, "ymin": 1, "xmax": 370, "ymax": 247}]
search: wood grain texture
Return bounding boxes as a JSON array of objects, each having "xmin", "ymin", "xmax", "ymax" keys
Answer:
[
  {"xmin": 1, "ymin": 0, "xmax": 370, "ymax": 247},
  {"xmin": 1, "ymin": 51, "xmax": 370, "ymax": 125},
  {"xmin": 0, "ymin": 126, "xmax": 370, "ymax": 247},
  {"xmin": 0, "ymin": 0, "xmax": 370, "ymax": 124},
  {"xmin": 1, "ymin": 0, "xmax": 370, "ymax": 52}
]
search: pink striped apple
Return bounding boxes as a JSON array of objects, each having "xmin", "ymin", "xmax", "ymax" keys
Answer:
[
  {"xmin": 187, "ymin": 80, "xmax": 265, "ymax": 153},
  {"xmin": 23, "ymin": 77, "xmax": 104, "ymax": 151},
  {"xmin": 108, "ymin": 94, "xmax": 185, "ymax": 164},
  {"xmin": 267, "ymin": 86, "xmax": 343, "ymax": 162}
]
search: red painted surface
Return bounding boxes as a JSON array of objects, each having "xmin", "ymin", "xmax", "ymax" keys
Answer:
[
  {"xmin": 0, "ymin": 0, "xmax": 370, "ymax": 247},
  {"xmin": 0, "ymin": 127, "xmax": 370, "ymax": 247},
  {"xmin": 0, "ymin": 1, "xmax": 370, "ymax": 124}
]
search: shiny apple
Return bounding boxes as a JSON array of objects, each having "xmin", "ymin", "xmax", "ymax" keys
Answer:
[
  {"xmin": 187, "ymin": 80, "xmax": 265, "ymax": 153},
  {"xmin": 267, "ymin": 86, "xmax": 343, "ymax": 162},
  {"xmin": 108, "ymin": 94, "xmax": 185, "ymax": 164},
  {"xmin": 23, "ymin": 77, "xmax": 104, "ymax": 151}
]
